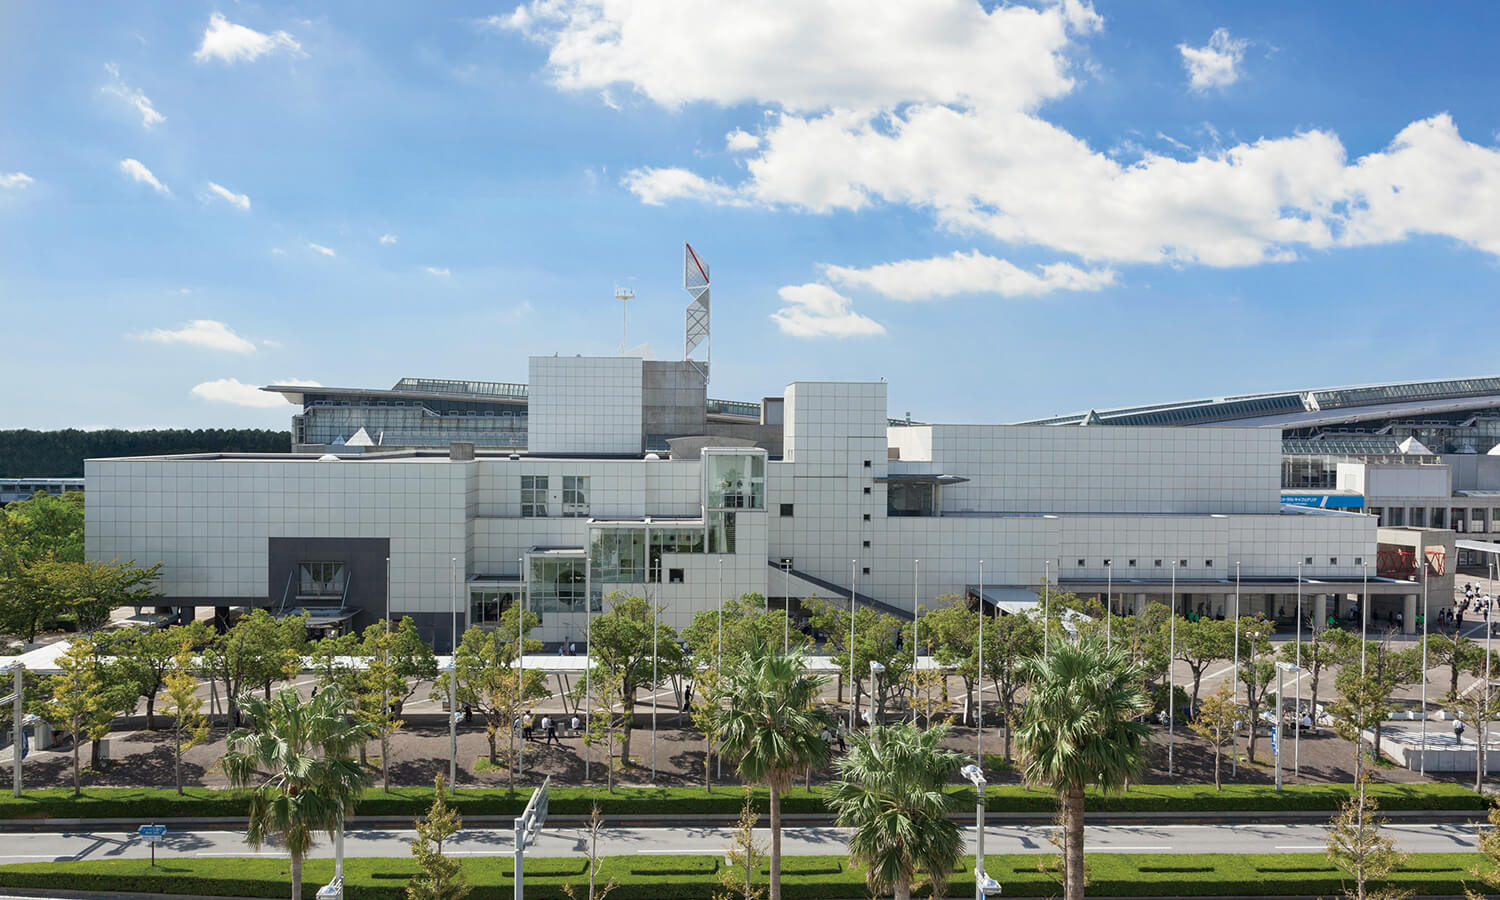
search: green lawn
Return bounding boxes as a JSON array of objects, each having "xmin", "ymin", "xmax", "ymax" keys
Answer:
[
  {"xmin": 0, "ymin": 782, "xmax": 1481, "ymax": 821},
  {"xmin": 0, "ymin": 852, "xmax": 1487, "ymax": 899}
]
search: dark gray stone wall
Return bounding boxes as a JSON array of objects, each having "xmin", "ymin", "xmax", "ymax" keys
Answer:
[{"xmin": 268, "ymin": 536, "xmax": 391, "ymax": 634}]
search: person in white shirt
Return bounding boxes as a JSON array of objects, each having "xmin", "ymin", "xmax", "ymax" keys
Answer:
[
  {"xmin": 570, "ymin": 714, "xmax": 581, "ymax": 734},
  {"xmin": 542, "ymin": 715, "xmax": 560, "ymax": 745}
]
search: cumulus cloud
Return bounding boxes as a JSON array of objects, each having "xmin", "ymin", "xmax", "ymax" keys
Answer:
[
  {"xmin": 424, "ymin": 266, "xmax": 451, "ymax": 277},
  {"xmin": 726, "ymin": 129, "xmax": 760, "ymax": 152},
  {"xmin": 378, "ymin": 233, "xmax": 398, "ymax": 245},
  {"xmin": 137, "ymin": 319, "xmax": 257, "ymax": 353},
  {"xmin": 0, "ymin": 173, "xmax": 32, "ymax": 189},
  {"xmin": 308, "ymin": 242, "xmax": 336, "ymax": 257},
  {"xmin": 824, "ymin": 251, "xmax": 1115, "ymax": 301},
  {"xmin": 1179, "ymin": 28, "xmax": 1248, "ymax": 92},
  {"xmin": 206, "ymin": 181, "xmax": 250, "ymax": 210},
  {"xmin": 120, "ymin": 158, "xmax": 169, "ymax": 194},
  {"xmin": 770, "ymin": 283, "xmax": 885, "ymax": 338},
  {"xmin": 101, "ymin": 63, "xmax": 164, "ymax": 128},
  {"xmin": 192, "ymin": 377, "xmax": 319, "ymax": 408},
  {"xmin": 622, "ymin": 167, "xmax": 748, "ymax": 206},
  {"xmin": 510, "ymin": 1, "xmax": 1500, "ymax": 273},
  {"xmin": 194, "ymin": 13, "xmax": 303, "ymax": 64}
]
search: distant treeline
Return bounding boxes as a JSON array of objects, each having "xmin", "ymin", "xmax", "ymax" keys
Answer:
[{"xmin": 0, "ymin": 429, "xmax": 291, "ymax": 476}]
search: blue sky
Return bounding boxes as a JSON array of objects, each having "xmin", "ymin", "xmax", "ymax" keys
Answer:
[{"xmin": 3, "ymin": 1, "xmax": 1499, "ymax": 431}]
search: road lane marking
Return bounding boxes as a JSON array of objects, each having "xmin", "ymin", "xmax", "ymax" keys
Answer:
[
  {"xmin": 1094, "ymin": 845, "xmax": 1171, "ymax": 851},
  {"xmin": 1274, "ymin": 845, "xmax": 1324, "ymax": 850}
]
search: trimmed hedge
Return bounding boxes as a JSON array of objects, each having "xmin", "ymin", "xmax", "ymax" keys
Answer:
[
  {"xmin": 0, "ymin": 853, "xmax": 1488, "ymax": 899},
  {"xmin": 0, "ymin": 782, "xmax": 1482, "ymax": 822}
]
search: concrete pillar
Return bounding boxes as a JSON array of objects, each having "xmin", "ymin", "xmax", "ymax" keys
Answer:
[
  {"xmin": 1314, "ymin": 593, "xmax": 1329, "ymax": 628},
  {"xmin": 1404, "ymin": 594, "xmax": 1418, "ymax": 635},
  {"xmin": 1133, "ymin": 593, "xmax": 1147, "ymax": 616}
]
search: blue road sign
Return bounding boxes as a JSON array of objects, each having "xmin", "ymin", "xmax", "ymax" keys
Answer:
[{"xmin": 138, "ymin": 825, "xmax": 167, "ymax": 840}]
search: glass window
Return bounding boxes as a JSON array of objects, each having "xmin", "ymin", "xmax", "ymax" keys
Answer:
[
  {"xmin": 780, "ymin": 503, "xmax": 794, "ymax": 517},
  {"xmin": 1452, "ymin": 508, "xmax": 1467, "ymax": 531},
  {"xmin": 1473, "ymin": 508, "xmax": 1489, "ymax": 532},
  {"xmin": 887, "ymin": 482, "xmax": 936, "ymax": 517},
  {"xmin": 562, "ymin": 475, "xmax": 590, "ymax": 518},
  {"xmin": 1410, "ymin": 507, "xmax": 1429, "ymax": 528},
  {"xmin": 648, "ymin": 527, "xmax": 704, "ymax": 582},
  {"xmin": 590, "ymin": 528, "xmax": 646, "ymax": 583},
  {"xmin": 1432, "ymin": 507, "xmax": 1448, "ymax": 529},
  {"xmin": 708, "ymin": 511, "xmax": 737, "ymax": 554},
  {"xmin": 298, "ymin": 562, "xmax": 345, "ymax": 597},
  {"xmin": 528, "ymin": 557, "xmax": 593, "ymax": 613},
  {"xmin": 705, "ymin": 452, "xmax": 766, "ymax": 510},
  {"xmin": 469, "ymin": 590, "xmax": 514, "ymax": 626},
  {"xmin": 521, "ymin": 475, "xmax": 548, "ymax": 518}
]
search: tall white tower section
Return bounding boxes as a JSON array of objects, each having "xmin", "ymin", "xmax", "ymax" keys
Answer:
[{"xmin": 683, "ymin": 242, "xmax": 710, "ymax": 384}]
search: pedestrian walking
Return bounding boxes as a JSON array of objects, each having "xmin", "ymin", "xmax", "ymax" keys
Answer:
[
  {"xmin": 523, "ymin": 710, "xmax": 536, "ymax": 741},
  {"xmin": 569, "ymin": 641, "xmax": 577, "ymax": 656},
  {"xmin": 543, "ymin": 715, "xmax": 560, "ymax": 745},
  {"xmin": 570, "ymin": 714, "xmax": 581, "ymax": 734},
  {"xmin": 1455, "ymin": 719, "xmax": 1466, "ymax": 741},
  {"xmin": 834, "ymin": 724, "xmax": 847, "ymax": 752}
]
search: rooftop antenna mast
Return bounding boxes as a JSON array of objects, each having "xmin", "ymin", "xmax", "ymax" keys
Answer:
[
  {"xmin": 683, "ymin": 243, "xmax": 710, "ymax": 384},
  {"xmin": 614, "ymin": 287, "xmax": 635, "ymax": 356}
]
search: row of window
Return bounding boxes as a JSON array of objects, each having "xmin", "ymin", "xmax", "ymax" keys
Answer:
[
  {"xmin": 520, "ymin": 475, "xmax": 590, "ymax": 518},
  {"xmin": 1073, "ymin": 556, "xmax": 1364, "ymax": 569},
  {"xmin": 1371, "ymin": 506, "xmax": 1500, "ymax": 530}
]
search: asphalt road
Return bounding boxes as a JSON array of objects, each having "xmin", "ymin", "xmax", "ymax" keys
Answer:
[{"xmin": 0, "ymin": 822, "xmax": 1483, "ymax": 864}]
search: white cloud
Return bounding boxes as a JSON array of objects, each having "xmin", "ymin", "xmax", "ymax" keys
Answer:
[
  {"xmin": 770, "ymin": 283, "xmax": 885, "ymax": 338},
  {"xmin": 192, "ymin": 377, "xmax": 319, "ymax": 408},
  {"xmin": 1178, "ymin": 28, "xmax": 1248, "ymax": 92},
  {"xmin": 507, "ymin": 3, "xmax": 1500, "ymax": 273},
  {"xmin": 308, "ymin": 242, "xmax": 336, "ymax": 257},
  {"xmin": 194, "ymin": 13, "xmax": 303, "ymax": 64},
  {"xmin": 503, "ymin": 0, "xmax": 1094, "ymax": 113},
  {"xmin": 0, "ymin": 172, "xmax": 32, "ymax": 189},
  {"xmin": 726, "ymin": 129, "xmax": 760, "ymax": 152},
  {"xmin": 824, "ymin": 251, "xmax": 1115, "ymax": 301},
  {"xmin": 622, "ymin": 167, "xmax": 748, "ymax": 206},
  {"xmin": 206, "ymin": 181, "xmax": 250, "ymax": 211},
  {"xmin": 424, "ymin": 266, "xmax": 451, "ymax": 277},
  {"xmin": 261, "ymin": 338, "xmax": 284, "ymax": 349},
  {"xmin": 270, "ymin": 247, "xmax": 287, "ymax": 256},
  {"xmin": 378, "ymin": 233, "xmax": 398, "ymax": 245},
  {"xmin": 137, "ymin": 319, "xmax": 257, "ymax": 353},
  {"xmin": 101, "ymin": 62, "xmax": 164, "ymax": 128},
  {"xmin": 119, "ymin": 158, "xmax": 169, "ymax": 194}
]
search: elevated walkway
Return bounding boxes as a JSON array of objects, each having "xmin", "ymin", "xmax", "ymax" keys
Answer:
[{"xmin": 767, "ymin": 561, "xmax": 909, "ymax": 618}]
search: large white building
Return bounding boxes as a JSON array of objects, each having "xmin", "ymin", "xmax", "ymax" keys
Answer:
[{"xmin": 85, "ymin": 351, "xmax": 1424, "ymax": 651}]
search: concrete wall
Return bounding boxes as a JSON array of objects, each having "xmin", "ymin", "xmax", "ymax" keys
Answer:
[{"xmin": 528, "ymin": 356, "xmax": 643, "ymax": 455}]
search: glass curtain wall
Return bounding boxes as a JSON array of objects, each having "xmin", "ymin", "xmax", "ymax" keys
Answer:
[
  {"xmin": 527, "ymin": 556, "xmax": 593, "ymax": 612},
  {"xmin": 590, "ymin": 528, "xmax": 647, "ymax": 583}
]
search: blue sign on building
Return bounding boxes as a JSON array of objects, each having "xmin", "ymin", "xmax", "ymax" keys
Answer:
[{"xmin": 1281, "ymin": 494, "xmax": 1365, "ymax": 509}]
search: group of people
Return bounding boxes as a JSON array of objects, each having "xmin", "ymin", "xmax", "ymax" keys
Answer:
[
  {"xmin": 515, "ymin": 710, "xmax": 583, "ymax": 746},
  {"xmin": 554, "ymin": 642, "xmax": 581, "ymax": 656}
]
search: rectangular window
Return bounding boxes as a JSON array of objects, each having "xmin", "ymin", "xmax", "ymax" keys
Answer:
[
  {"xmin": 862, "ymin": 540, "xmax": 871, "ymax": 548},
  {"xmin": 562, "ymin": 475, "xmax": 590, "ymax": 518},
  {"xmin": 1077, "ymin": 559, "xmax": 1086, "ymax": 567},
  {"xmin": 1330, "ymin": 557, "xmax": 1338, "ymax": 565},
  {"xmin": 708, "ymin": 511, "xmax": 737, "ymax": 554},
  {"xmin": 862, "ymin": 513, "xmax": 871, "ymax": 522},
  {"xmin": 590, "ymin": 528, "xmax": 647, "ymax": 583},
  {"xmin": 1154, "ymin": 559, "xmax": 1162, "ymax": 568},
  {"xmin": 1304, "ymin": 556, "xmax": 1314, "ymax": 565},
  {"xmin": 863, "ymin": 460, "xmax": 871, "ymax": 468},
  {"xmin": 1355, "ymin": 557, "xmax": 1364, "ymax": 566},
  {"xmin": 1128, "ymin": 559, "xmax": 1136, "ymax": 567},
  {"xmin": 862, "ymin": 566, "xmax": 870, "ymax": 575},
  {"xmin": 1179, "ymin": 559, "xmax": 1188, "ymax": 568},
  {"xmin": 528, "ymin": 556, "xmax": 593, "ymax": 613},
  {"xmin": 863, "ymin": 486, "xmax": 871, "ymax": 495},
  {"xmin": 521, "ymin": 475, "xmax": 548, "ymax": 518},
  {"xmin": 649, "ymin": 527, "xmax": 705, "ymax": 581},
  {"xmin": 469, "ymin": 589, "xmax": 515, "ymax": 626},
  {"xmin": 887, "ymin": 482, "xmax": 936, "ymax": 517},
  {"xmin": 669, "ymin": 568, "xmax": 684, "ymax": 584},
  {"xmin": 706, "ymin": 452, "xmax": 767, "ymax": 510},
  {"xmin": 780, "ymin": 503, "xmax": 794, "ymax": 517},
  {"xmin": 298, "ymin": 561, "xmax": 345, "ymax": 597}
]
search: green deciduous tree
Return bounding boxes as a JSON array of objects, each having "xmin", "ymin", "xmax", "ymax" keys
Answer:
[
  {"xmin": 921, "ymin": 599, "xmax": 980, "ymax": 725},
  {"xmin": 828, "ymin": 722, "xmax": 965, "ymax": 900},
  {"xmin": 802, "ymin": 597, "xmax": 903, "ymax": 725},
  {"xmin": 201, "ymin": 610, "xmax": 307, "ymax": 726},
  {"xmin": 44, "ymin": 637, "xmax": 125, "ymax": 795},
  {"xmin": 360, "ymin": 617, "xmax": 439, "ymax": 792},
  {"xmin": 1236, "ymin": 616, "xmax": 1276, "ymax": 764},
  {"xmin": 1328, "ymin": 632, "xmax": 1421, "ymax": 772},
  {"xmin": 1279, "ymin": 623, "xmax": 1341, "ymax": 729},
  {"xmin": 1016, "ymin": 636, "xmax": 1151, "ymax": 900},
  {"xmin": 102, "ymin": 621, "xmax": 209, "ymax": 730},
  {"xmin": 718, "ymin": 647, "xmax": 830, "ymax": 900},
  {"xmin": 407, "ymin": 774, "xmax": 470, "ymax": 900},
  {"xmin": 160, "ymin": 641, "xmax": 208, "ymax": 794},
  {"xmin": 1172, "ymin": 617, "xmax": 1232, "ymax": 711},
  {"xmin": 982, "ymin": 611, "xmax": 1044, "ymax": 762},
  {"xmin": 443, "ymin": 614, "xmax": 547, "ymax": 782},
  {"xmin": 585, "ymin": 592, "xmax": 683, "ymax": 765},
  {"xmin": 222, "ymin": 686, "xmax": 371, "ymax": 900},
  {"xmin": 1326, "ymin": 774, "xmax": 1409, "ymax": 900},
  {"xmin": 1188, "ymin": 682, "xmax": 1239, "ymax": 790},
  {"xmin": 718, "ymin": 790, "xmax": 767, "ymax": 900}
]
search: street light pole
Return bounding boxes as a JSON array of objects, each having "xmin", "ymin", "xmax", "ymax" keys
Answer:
[
  {"xmin": 1106, "ymin": 560, "xmax": 1112, "ymax": 652},
  {"xmin": 849, "ymin": 559, "xmax": 857, "ymax": 734},
  {"xmin": 913, "ymin": 558, "xmax": 920, "ymax": 725},
  {"xmin": 651, "ymin": 585, "xmax": 658, "ymax": 783},
  {"xmin": 8, "ymin": 664, "xmax": 20, "ymax": 797},
  {"xmin": 1295, "ymin": 560, "xmax": 1302, "ymax": 779},
  {"xmin": 783, "ymin": 559, "xmax": 791, "ymax": 654},
  {"xmin": 1043, "ymin": 559, "xmax": 1050, "ymax": 660},
  {"xmin": 977, "ymin": 560, "xmax": 984, "ymax": 766},
  {"xmin": 583, "ymin": 553, "xmax": 592, "ymax": 784},
  {"xmin": 450, "ymin": 558, "xmax": 458, "ymax": 785},
  {"xmin": 1420, "ymin": 562, "xmax": 1430, "ymax": 777},
  {"xmin": 962, "ymin": 764, "xmax": 999, "ymax": 900},
  {"xmin": 718, "ymin": 557, "xmax": 724, "ymax": 780},
  {"xmin": 1169, "ymin": 559, "xmax": 1177, "ymax": 778},
  {"xmin": 1232, "ymin": 561, "xmax": 1240, "ymax": 778},
  {"xmin": 518, "ymin": 555, "xmax": 527, "ymax": 782}
]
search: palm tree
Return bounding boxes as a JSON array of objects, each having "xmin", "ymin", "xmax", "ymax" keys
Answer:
[
  {"xmin": 828, "ymin": 722, "xmax": 965, "ymax": 900},
  {"xmin": 717, "ymin": 646, "xmax": 830, "ymax": 900},
  {"xmin": 222, "ymin": 685, "xmax": 372, "ymax": 900},
  {"xmin": 1015, "ymin": 635, "xmax": 1150, "ymax": 900}
]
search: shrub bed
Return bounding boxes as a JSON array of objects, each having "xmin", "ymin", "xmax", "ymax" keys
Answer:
[
  {"xmin": 0, "ymin": 853, "xmax": 1485, "ymax": 900},
  {"xmin": 0, "ymin": 782, "xmax": 1482, "ymax": 822}
]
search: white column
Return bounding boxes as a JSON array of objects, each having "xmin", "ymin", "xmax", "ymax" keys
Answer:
[
  {"xmin": 1133, "ymin": 593, "xmax": 1147, "ymax": 616},
  {"xmin": 1404, "ymin": 594, "xmax": 1419, "ymax": 635}
]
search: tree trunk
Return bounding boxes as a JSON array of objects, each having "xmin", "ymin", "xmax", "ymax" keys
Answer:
[
  {"xmin": 769, "ymin": 781, "xmax": 783, "ymax": 900},
  {"xmin": 620, "ymin": 690, "xmax": 635, "ymax": 764},
  {"xmin": 1063, "ymin": 783, "xmax": 1086, "ymax": 900},
  {"xmin": 174, "ymin": 728, "xmax": 183, "ymax": 795},
  {"xmin": 894, "ymin": 877, "xmax": 912, "ymax": 900},
  {"xmin": 705, "ymin": 733, "xmax": 713, "ymax": 794},
  {"xmin": 290, "ymin": 853, "xmax": 301, "ymax": 900},
  {"xmin": 71, "ymin": 735, "xmax": 80, "ymax": 798},
  {"xmin": 145, "ymin": 696, "xmax": 156, "ymax": 732},
  {"xmin": 1213, "ymin": 745, "xmax": 1222, "ymax": 790},
  {"xmin": 381, "ymin": 733, "xmax": 390, "ymax": 792}
]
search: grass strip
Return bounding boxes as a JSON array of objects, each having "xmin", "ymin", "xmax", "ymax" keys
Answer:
[
  {"xmin": 0, "ymin": 781, "xmax": 1481, "ymax": 822},
  {"xmin": 0, "ymin": 853, "xmax": 1487, "ymax": 900}
]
